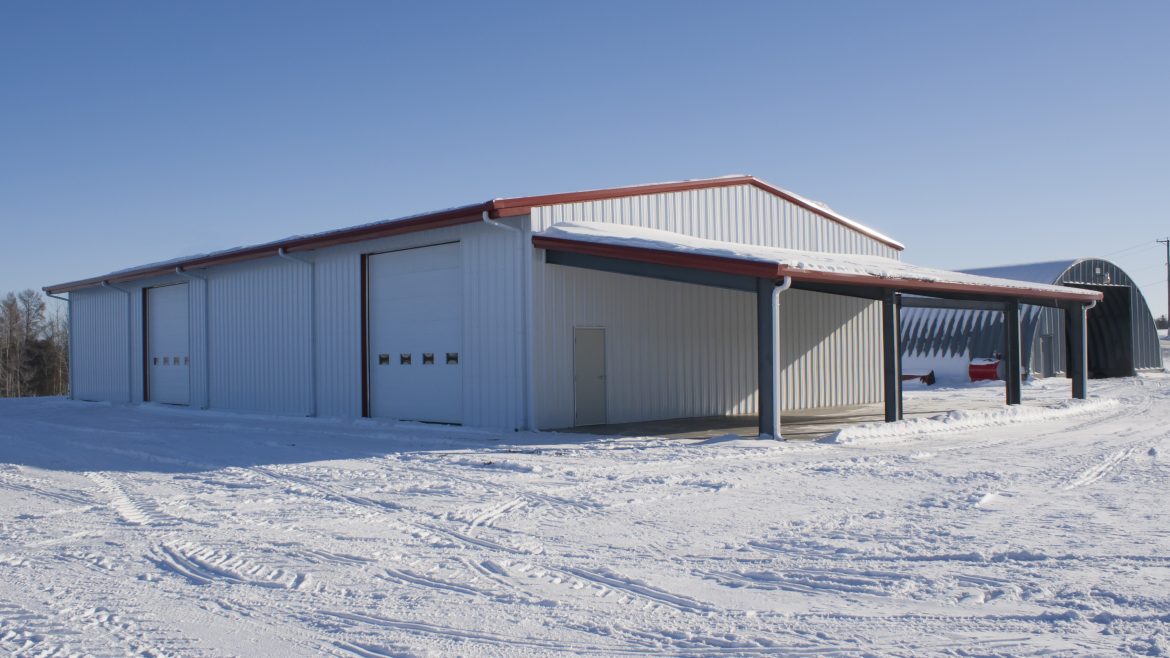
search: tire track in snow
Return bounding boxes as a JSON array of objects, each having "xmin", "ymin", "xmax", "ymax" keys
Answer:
[
  {"xmin": 281, "ymin": 458, "xmax": 727, "ymax": 620},
  {"xmin": 324, "ymin": 610, "xmax": 676, "ymax": 656},
  {"xmin": 0, "ymin": 589, "xmax": 192, "ymax": 658},
  {"xmin": 553, "ymin": 565, "xmax": 718, "ymax": 614},
  {"xmin": 1060, "ymin": 446, "xmax": 1136, "ymax": 490},
  {"xmin": 86, "ymin": 472, "xmax": 179, "ymax": 527},
  {"xmin": 61, "ymin": 602, "xmax": 192, "ymax": 658},
  {"xmin": 699, "ymin": 566, "xmax": 921, "ymax": 597},
  {"xmin": 248, "ymin": 466, "xmax": 402, "ymax": 513},
  {"xmin": 401, "ymin": 460, "xmax": 607, "ymax": 518},
  {"xmin": 466, "ymin": 497, "xmax": 525, "ymax": 534},
  {"xmin": 245, "ymin": 465, "xmax": 534, "ymax": 556},
  {"xmin": 0, "ymin": 469, "xmax": 92, "ymax": 507},
  {"xmin": 0, "ymin": 598, "xmax": 84, "ymax": 656},
  {"xmin": 148, "ymin": 541, "xmax": 312, "ymax": 590},
  {"xmin": 327, "ymin": 610, "xmax": 823, "ymax": 657},
  {"xmin": 376, "ymin": 565, "xmax": 533, "ymax": 604}
]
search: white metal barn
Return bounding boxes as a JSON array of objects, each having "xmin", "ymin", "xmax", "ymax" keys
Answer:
[{"xmin": 46, "ymin": 176, "xmax": 1103, "ymax": 436}]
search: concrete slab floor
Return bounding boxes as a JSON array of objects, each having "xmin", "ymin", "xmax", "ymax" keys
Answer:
[{"xmin": 558, "ymin": 394, "xmax": 1015, "ymax": 441}]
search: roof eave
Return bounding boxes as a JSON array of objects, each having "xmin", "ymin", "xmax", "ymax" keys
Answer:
[
  {"xmin": 44, "ymin": 174, "xmax": 906, "ymax": 294},
  {"xmin": 44, "ymin": 203, "xmax": 494, "ymax": 294},
  {"xmin": 533, "ymin": 236, "xmax": 1103, "ymax": 305}
]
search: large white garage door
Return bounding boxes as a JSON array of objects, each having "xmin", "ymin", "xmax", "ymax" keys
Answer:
[
  {"xmin": 368, "ymin": 242, "xmax": 463, "ymax": 423},
  {"xmin": 146, "ymin": 283, "xmax": 190, "ymax": 405}
]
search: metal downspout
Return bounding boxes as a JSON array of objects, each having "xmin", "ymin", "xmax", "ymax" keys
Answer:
[
  {"xmin": 767, "ymin": 276, "xmax": 792, "ymax": 440},
  {"xmin": 101, "ymin": 281, "xmax": 134, "ymax": 403},
  {"xmin": 175, "ymin": 267, "xmax": 211, "ymax": 410},
  {"xmin": 277, "ymin": 249, "xmax": 318, "ymax": 417},
  {"xmin": 1071, "ymin": 298, "xmax": 1098, "ymax": 400},
  {"xmin": 46, "ymin": 292, "xmax": 74, "ymax": 400},
  {"xmin": 482, "ymin": 211, "xmax": 532, "ymax": 431},
  {"xmin": 522, "ymin": 222, "xmax": 536, "ymax": 432}
]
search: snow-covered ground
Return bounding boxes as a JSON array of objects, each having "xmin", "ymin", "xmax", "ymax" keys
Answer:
[{"xmin": 2, "ymin": 374, "xmax": 1169, "ymax": 656}]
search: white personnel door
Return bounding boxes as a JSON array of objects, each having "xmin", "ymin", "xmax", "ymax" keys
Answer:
[
  {"xmin": 368, "ymin": 242, "xmax": 463, "ymax": 423},
  {"xmin": 573, "ymin": 327, "xmax": 606, "ymax": 426},
  {"xmin": 145, "ymin": 283, "xmax": 190, "ymax": 405}
]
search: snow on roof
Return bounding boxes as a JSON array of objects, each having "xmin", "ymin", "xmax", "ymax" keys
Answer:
[
  {"xmin": 536, "ymin": 222, "xmax": 1101, "ymax": 301},
  {"xmin": 959, "ymin": 260, "xmax": 1080, "ymax": 285},
  {"xmin": 45, "ymin": 175, "xmax": 903, "ymax": 293}
]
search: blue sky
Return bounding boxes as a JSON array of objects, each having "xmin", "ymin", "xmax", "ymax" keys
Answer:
[{"xmin": 3, "ymin": 1, "xmax": 1168, "ymax": 315}]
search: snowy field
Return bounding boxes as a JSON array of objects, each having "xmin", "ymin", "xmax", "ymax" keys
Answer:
[{"xmin": 1, "ymin": 374, "xmax": 1168, "ymax": 656}]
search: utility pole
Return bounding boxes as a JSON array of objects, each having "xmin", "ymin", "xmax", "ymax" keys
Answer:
[{"xmin": 1160, "ymin": 238, "xmax": 1170, "ymax": 339}]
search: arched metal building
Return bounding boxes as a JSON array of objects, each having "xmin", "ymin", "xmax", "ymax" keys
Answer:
[{"xmin": 902, "ymin": 258, "xmax": 1162, "ymax": 379}]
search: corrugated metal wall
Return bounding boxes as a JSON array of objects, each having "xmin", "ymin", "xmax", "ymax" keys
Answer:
[
  {"xmin": 207, "ymin": 259, "xmax": 314, "ymax": 414},
  {"xmin": 532, "ymin": 266, "xmax": 756, "ymax": 428},
  {"xmin": 309, "ymin": 222, "xmax": 525, "ymax": 427},
  {"xmin": 313, "ymin": 250, "xmax": 362, "ymax": 419},
  {"xmin": 901, "ymin": 258, "xmax": 1162, "ymax": 376},
  {"xmin": 71, "ymin": 287, "xmax": 132, "ymax": 402},
  {"xmin": 530, "ymin": 184, "xmax": 888, "ymax": 428},
  {"xmin": 778, "ymin": 291, "xmax": 882, "ymax": 411},
  {"xmin": 66, "ymin": 219, "xmax": 527, "ymax": 428},
  {"xmin": 70, "ymin": 275, "xmax": 210, "ymax": 406},
  {"xmin": 1060, "ymin": 259, "xmax": 1162, "ymax": 372},
  {"xmin": 532, "ymin": 263, "xmax": 882, "ymax": 429},
  {"xmin": 901, "ymin": 305, "xmax": 1044, "ymax": 365},
  {"xmin": 186, "ymin": 277, "xmax": 209, "ymax": 409},
  {"xmin": 531, "ymin": 183, "xmax": 899, "ymax": 258},
  {"xmin": 68, "ymin": 182, "xmax": 897, "ymax": 429}
]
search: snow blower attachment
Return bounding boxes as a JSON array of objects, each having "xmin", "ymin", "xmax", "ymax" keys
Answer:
[
  {"xmin": 969, "ymin": 353, "xmax": 1028, "ymax": 382},
  {"xmin": 901, "ymin": 370, "xmax": 936, "ymax": 385}
]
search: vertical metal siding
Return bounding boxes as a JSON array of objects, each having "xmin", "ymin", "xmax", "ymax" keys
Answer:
[
  {"xmin": 532, "ymin": 265, "xmax": 882, "ymax": 429},
  {"xmin": 186, "ymin": 277, "xmax": 210, "ymax": 409},
  {"xmin": 458, "ymin": 223, "xmax": 524, "ymax": 429},
  {"xmin": 310, "ymin": 221, "xmax": 525, "ymax": 429},
  {"xmin": 531, "ymin": 184, "xmax": 888, "ymax": 428},
  {"xmin": 207, "ymin": 259, "xmax": 314, "ymax": 415},
  {"xmin": 314, "ymin": 250, "xmax": 362, "ymax": 418},
  {"xmin": 531, "ymin": 184, "xmax": 899, "ymax": 258},
  {"xmin": 71, "ymin": 287, "xmax": 131, "ymax": 402},
  {"xmin": 779, "ymin": 291, "xmax": 883, "ymax": 412},
  {"xmin": 533, "ymin": 265, "xmax": 757, "ymax": 429},
  {"xmin": 901, "ymin": 258, "xmax": 1163, "ymax": 376},
  {"xmin": 1060, "ymin": 259, "xmax": 1162, "ymax": 371}
]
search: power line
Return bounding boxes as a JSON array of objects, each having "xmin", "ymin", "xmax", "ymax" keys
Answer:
[
  {"xmin": 1104, "ymin": 241, "xmax": 1161, "ymax": 258},
  {"xmin": 1127, "ymin": 261, "xmax": 1170, "ymax": 274}
]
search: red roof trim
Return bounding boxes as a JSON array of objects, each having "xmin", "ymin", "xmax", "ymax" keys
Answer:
[
  {"xmin": 45, "ymin": 176, "xmax": 903, "ymax": 293},
  {"xmin": 45, "ymin": 205, "xmax": 490, "ymax": 293},
  {"xmin": 533, "ymin": 236, "xmax": 1103, "ymax": 304},
  {"xmin": 496, "ymin": 176, "xmax": 904, "ymax": 250}
]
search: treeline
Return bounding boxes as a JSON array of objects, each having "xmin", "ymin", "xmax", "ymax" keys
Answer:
[{"xmin": 0, "ymin": 290, "xmax": 69, "ymax": 397}]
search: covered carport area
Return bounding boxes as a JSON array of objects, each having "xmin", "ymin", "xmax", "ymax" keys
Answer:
[{"xmin": 534, "ymin": 224, "xmax": 1104, "ymax": 439}]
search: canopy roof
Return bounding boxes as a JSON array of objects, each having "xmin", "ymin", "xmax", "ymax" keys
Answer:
[{"xmin": 534, "ymin": 223, "xmax": 1102, "ymax": 305}]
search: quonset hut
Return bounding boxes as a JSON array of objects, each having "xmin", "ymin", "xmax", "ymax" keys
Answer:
[
  {"xmin": 901, "ymin": 258, "xmax": 1161, "ymax": 380},
  {"xmin": 45, "ymin": 176, "xmax": 1103, "ymax": 437}
]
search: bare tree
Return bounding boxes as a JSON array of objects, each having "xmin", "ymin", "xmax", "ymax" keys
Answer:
[
  {"xmin": 0, "ymin": 290, "xmax": 69, "ymax": 398},
  {"xmin": 47, "ymin": 305, "xmax": 69, "ymax": 394},
  {"xmin": 0, "ymin": 293, "xmax": 20, "ymax": 397}
]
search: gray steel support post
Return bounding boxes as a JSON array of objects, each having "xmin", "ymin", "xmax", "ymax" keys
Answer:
[
  {"xmin": 882, "ymin": 290, "xmax": 903, "ymax": 422},
  {"xmin": 756, "ymin": 278, "xmax": 778, "ymax": 437},
  {"xmin": 1068, "ymin": 303, "xmax": 1088, "ymax": 399},
  {"xmin": 1004, "ymin": 299, "xmax": 1022, "ymax": 405}
]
